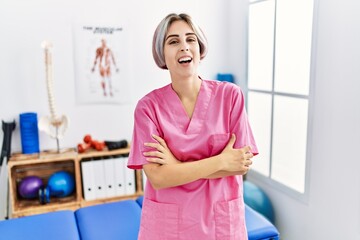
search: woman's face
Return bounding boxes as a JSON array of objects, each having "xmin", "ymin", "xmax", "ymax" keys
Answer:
[{"xmin": 163, "ymin": 20, "xmax": 201, "ymax": 79}]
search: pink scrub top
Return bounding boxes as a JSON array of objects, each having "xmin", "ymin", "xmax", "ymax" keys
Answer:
[{"xmin": 128, "ymin": 79, "xmax": 258, "ymax": 240}]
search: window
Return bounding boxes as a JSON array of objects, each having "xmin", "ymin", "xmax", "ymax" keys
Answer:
[{"xmin": 247, "ymin": 0, "xmax": 315, "ymax": 194}]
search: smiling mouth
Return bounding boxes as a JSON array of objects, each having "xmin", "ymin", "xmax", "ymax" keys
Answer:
[{"xmin": 178, "ymin": 57, "xmax": 192, "ymax": 64}]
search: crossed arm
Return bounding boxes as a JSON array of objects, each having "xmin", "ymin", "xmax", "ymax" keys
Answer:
[{"xmin": 142, "ymin": 134, "xmax": 254, "ymax": 190}]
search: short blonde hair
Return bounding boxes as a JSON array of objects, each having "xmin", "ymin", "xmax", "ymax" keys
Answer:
[{"xmin": 152, "ymin": 13, "xmax": 208, "ymax": 69}]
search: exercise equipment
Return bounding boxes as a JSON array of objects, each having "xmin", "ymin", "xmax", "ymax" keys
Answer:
[
  {"xmin": 77, "ymin": 134, "xmax": 128, "ymax": 153},
  {"xmin": 38, "ymin": 171, "xmax": 75, "ymax": 204},
  {"xmin": 38, "ymin": 186, "xmax": 50, "ymax": 205},
  {"xmin": 243, "ymin": 180, "xmax": 275, "ymax": 223},
  {"xmin": 18, "ymin": 176, "xmax": 44, "ymax": 199},
  {"xmin": 0, "ymin": 120, "xmax": 16, "ymax": 219},
  {"xmin": 19, "ymin": 113, "xmax": 40, "ymax": 154},
  {"xmin": 47, "ymin": 171, "xmax": 75, "ymax": 197},
  {"xmin": 84, "ymin": 135, "xmax": 105, "ymax": 151},
  {"xmin": 18, "ymin": 171, "xmax": 74, "ymax": 204},
  {"xmin": 77, "ymin": 134, "xmax": 105, "ymax": 153},
  {"xmin": 104, "ymin": 140, "xmax": 128, "ymax": 150},
  {"xmin": 77, "ymin": 142, "xmax": 91, "ymax": 153},
  {"xmin": 0, "ymin": 120, "xmax": 16, "ymax": 166}
]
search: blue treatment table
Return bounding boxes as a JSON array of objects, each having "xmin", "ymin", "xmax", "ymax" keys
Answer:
[
  {"xmin": 0, "ymin": 210, "xmax": 80, "ymax": 240},
  {"xmin": 0, "ymin": 197, "xmax": 279, "ymax": 240},
  {"xmin": 245, "ymin": 204, "xmax": 280, "ymax": 240}
]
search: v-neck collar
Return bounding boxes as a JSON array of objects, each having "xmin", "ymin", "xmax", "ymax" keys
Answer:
[{"xmin": 165, "ymin": 79, "xmax": 214, "ymax": 134}]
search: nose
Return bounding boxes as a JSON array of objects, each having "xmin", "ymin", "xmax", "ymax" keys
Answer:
[{"xmin": 180, "ymin": 42, "xmax": 189, "ymax": 52}]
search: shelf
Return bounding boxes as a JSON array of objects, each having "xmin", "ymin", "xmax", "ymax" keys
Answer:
[{"xmin": 8, "ymin": 147, "xmax": 143, "ymax": 218}]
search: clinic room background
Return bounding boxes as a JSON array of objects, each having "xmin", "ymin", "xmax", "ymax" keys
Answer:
[{"xmin": 0, "ymin": 0, "xmax": 359, "ymax": 239}]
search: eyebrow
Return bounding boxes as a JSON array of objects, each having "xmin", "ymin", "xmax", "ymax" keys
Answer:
[{"xmin": 165, "ymin": 33, "xmax": 197, "ymax": 41}]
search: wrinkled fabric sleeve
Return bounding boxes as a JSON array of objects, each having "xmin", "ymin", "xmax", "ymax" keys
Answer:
[
  {"xmin": 230, "ymin": 86, "xmax": 259, "ymax": 155},
  {"xmin": 127, "ymin": 99, "xmax": 161, "ymax": 169}
]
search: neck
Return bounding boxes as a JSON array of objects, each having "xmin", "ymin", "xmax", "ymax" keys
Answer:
[{"xmin": 171, "ymin": 75, "xmax": 202, "ymax": 101}]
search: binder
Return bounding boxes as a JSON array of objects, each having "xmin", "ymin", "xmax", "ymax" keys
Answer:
[
  {"xmin": 81, "ymin": 159, "xmax": 96, "ymax": 200},
  {"xmin": 113, "ymin": 155, "xmax": 126, "ymax": 196},
  {"xmin": 123, "ymin": 156, "xmax": 136, "ymax": 195},
  {"xmin": 92, "ymin": 158, "xmax": 107, "ymax": 199},
  {"xmin": 103, "ymin": 157, "xmax": 117, "ymax": 198}
]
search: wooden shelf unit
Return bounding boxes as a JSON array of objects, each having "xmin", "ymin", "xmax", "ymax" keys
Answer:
[{"xmin": 8, "ymin": 148, "xmax": 143, "ymax": 218}]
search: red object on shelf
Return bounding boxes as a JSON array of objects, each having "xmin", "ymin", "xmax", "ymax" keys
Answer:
[
  {"xmin": 78, "ymin": 135, "xmax": 105, "ymax": 152},
  {"xmin": 77, "ymin": 143, "xmax": 91, "ymax": 153},
  {"xmin": 83, "ymin": 135, "xmax": 92, "ymax": 144}
]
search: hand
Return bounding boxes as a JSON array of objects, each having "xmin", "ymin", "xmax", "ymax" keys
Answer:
[
  {"xmin": 143, "ymin": 135, "xmax": 180, "ymax": 165},
  {"xmin": 219, "ymin": 134, "xmax": 254, "ymax": 174}
]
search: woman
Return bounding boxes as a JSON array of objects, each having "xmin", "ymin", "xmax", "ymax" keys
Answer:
[{"xmin": 128, "ymin": 13, "xmax": 258, "ymax": 240}]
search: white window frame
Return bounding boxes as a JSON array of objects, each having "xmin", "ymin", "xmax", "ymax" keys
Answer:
[{"xmin": 245, "ymin": 0, "xmax": 319, "ymax": 202}]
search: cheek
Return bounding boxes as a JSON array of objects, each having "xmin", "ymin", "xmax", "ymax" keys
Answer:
[
  {"xmin": 192, "ymin": 45, "xmax": 201, "ymax": 61},
  {"xmin": 193, "ymin": 51, "xmax": 201, "ymax": 63},
  {"xmin": 163, "ymin": 54, "xmax": 172, "ymax": 67},
  {"xmin": 163, "ymin": 48, "xmax": 175, "ymax": 64}
]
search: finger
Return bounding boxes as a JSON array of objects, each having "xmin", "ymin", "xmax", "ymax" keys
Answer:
[
  {"xmin": 244, "ymin": 165, "xmax": 250, "ymax": 171},
  {"xmin": 143, "ymin": 151, "xmax": 164, "ymax": 158},
  {"xmin": 152, "ymin": 135, "xmax": 167, "ymax": 147},
  {"xmin": 226, "ymin": 134, "xmax": 236, "ymax": 148},
  {"xmin": 245, "ymin": 152, "xmax": 254, "ymax": 159},
  {"xmin": 144, "ymin": 142, "xmax": 165, "ymax": 152},
  {"xmin": 243, "ymin": 145, "xmax": 252, "ymax": 153},
  {"xmin": 146, "ymin": 157, "xmax": 166, "ymax": 165},
  {"xmin": 245, "ymin": 159, "xmax": 253, "ymax": 167}
]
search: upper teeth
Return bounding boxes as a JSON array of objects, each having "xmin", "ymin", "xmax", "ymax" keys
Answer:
[{"xmin": 179, "ymin": 57, "xmax": 192, "ymax": 63}]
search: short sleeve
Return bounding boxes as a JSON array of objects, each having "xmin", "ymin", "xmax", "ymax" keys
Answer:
[
  {"xmin": 127, "ymin": 98, "xmax": 161, "ymax": 169},
  {"xmin": 230, "ymin": 86, "xmax": 259, "ymax": 155}
]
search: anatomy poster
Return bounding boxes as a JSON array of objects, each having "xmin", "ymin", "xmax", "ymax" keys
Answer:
[{"xmin": 73, "ymin": 23, "xmax": 130, "ymax": 104}]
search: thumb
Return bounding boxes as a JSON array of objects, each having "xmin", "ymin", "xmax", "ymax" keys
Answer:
[{"xmin": 226, "ymin": 134, "xmax": 236, "ymax": 148}]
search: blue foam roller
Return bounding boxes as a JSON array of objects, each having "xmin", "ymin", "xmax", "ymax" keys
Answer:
[{"xmin": 19, "ymin": 112, "xmax": 40, "ymax": 154}]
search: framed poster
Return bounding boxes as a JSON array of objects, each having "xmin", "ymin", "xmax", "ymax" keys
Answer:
[{"xmin": 73, "ymin": 23, "xmax": 130, "ymax": 104}]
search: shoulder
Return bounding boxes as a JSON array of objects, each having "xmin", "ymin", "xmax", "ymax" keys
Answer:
[
  {"xmin": 135, "ymin": 84, "xmax": 171, "ymax": 110},
  {"xmin": 202, "ymin": 79, "xmax": 243, "ymax": 97}
]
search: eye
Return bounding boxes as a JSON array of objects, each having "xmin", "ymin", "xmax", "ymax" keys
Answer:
[
  {"xmin": 187, "ymin": 37, "xmax": 197, "ymax": 42},
  {"xmin": 168, "ymin": 39, "xmax": 178, "ymax": 45}
]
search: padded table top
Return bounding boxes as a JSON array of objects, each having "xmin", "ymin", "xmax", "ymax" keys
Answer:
[{"xmin": 245, "ymin": 205, "xmax": 280, "ymax": 240}]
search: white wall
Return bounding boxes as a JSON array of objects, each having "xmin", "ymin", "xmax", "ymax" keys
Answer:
[
  {"xmin": 244, "ymin": 0, "xmax": 360, "ymax": 239},
  {"xmin": 0, "ymin": 0, "xmax": 229, "ymax": 153}
]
